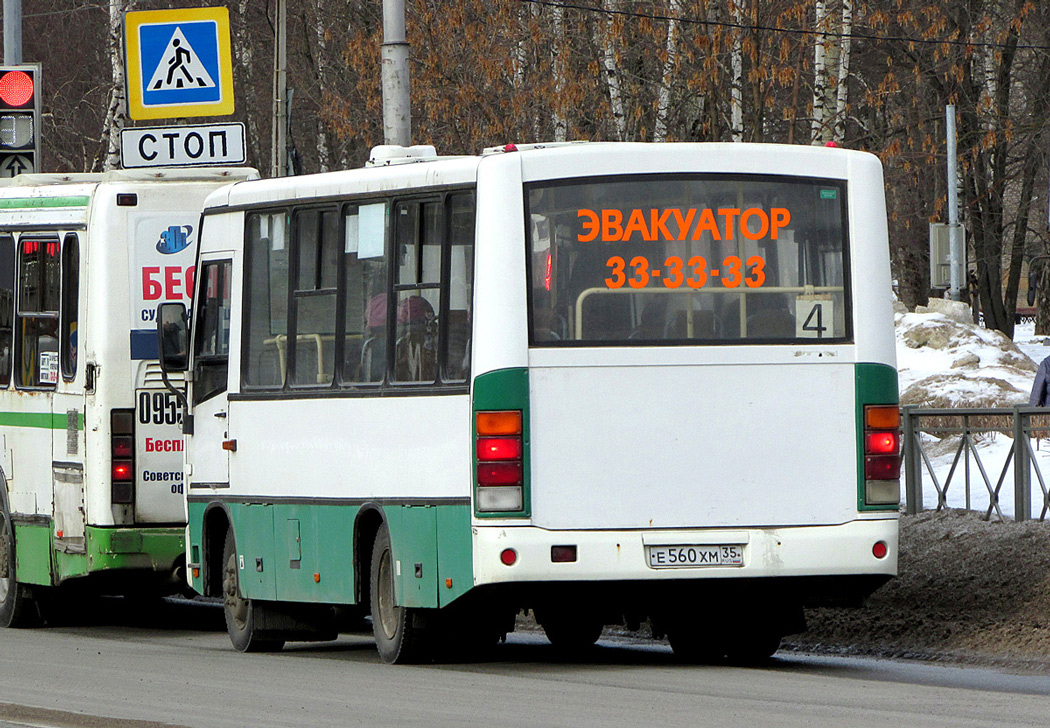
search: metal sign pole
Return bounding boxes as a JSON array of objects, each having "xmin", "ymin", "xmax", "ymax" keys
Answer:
[
  {"xmin": 382, "ymin": 0, "xmax": 411, "ymax": 146},
  {"xmin": 271, "ymin": 0, "xmax": 288, "ymax": 177},
  {"xmin": 3, "ymin": 0, "xmax": 22, "ymax": 65},
  {"xmin": 946, "ymin": 105, "xmax": 963, "ymax": 302}
]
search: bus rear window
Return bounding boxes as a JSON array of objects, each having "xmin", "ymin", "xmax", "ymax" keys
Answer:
[{"xmin": 526, "ymin": 175, "xmax": 850, "ymax": 345}]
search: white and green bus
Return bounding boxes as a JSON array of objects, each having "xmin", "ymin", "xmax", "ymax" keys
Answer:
[
  {"xmin": 159, "ymin": 142, "xmax": 900, "ymax": 662},
  {"xmin": 0, "ymin": 168, "xmax": 255, "ymax": 627}
]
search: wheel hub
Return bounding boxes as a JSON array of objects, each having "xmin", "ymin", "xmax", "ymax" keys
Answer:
[
  {"xmin": 376, "ymin": 547, "xmax": 398, "ymax": 639},
  {"xmin": 223, "ymin": 551, "xmax": 249, "ymax": 629}
]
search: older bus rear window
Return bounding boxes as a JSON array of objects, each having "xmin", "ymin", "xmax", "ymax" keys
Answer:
[{"xmin": 526, "ymin": 175, "xmax": 850, "ymax": 345}]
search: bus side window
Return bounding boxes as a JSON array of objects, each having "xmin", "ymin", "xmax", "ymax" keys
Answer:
[
  {"xmin": 16, "ymin": 236, "xmax": 60, "ymax": 389},
  {"xmin": 290, "ymin": 208, "xmax": 338, "ymax": 386},
  {"xmin": 0, "ymin": 235, "xmax": 13, "ymax": 387},
  {"xmin": 443, "ymin": 192, "xmax": 474, "ymax": 382},
  {"xmin": 192, "ymin": 260, "xmax": 233, "ymax": 405},
  {"xmin": 243, "ymin": 211, "xmax": 290, "ymax": 388},
  {"xmin": 61, "ymin": 233, "xmax": 79, "ymax": 380},
  {"xmin": 342, "ymin": 202, "xmax": 388, "ymax": 386},
  {"xmin": 392, "ymin": 201, "xmax": 441, "ymax": 384}
]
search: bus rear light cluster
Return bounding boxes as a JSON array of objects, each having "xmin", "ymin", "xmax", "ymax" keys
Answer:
[
  {"xmin": 863, "ymin": 405, "xmax": 900, "ymax": 505},
  {"xmin": 475, "ymin": 410, "xmax": 524, "ymax": 512},
  {"xmin": 111, "ymin": 409, "xmax": 135, "ymax": 504}
]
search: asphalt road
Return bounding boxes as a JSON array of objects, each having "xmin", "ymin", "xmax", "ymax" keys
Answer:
[{"xmin": 0, "ymin": 598, "xmax": 1047, "ymax": 728}]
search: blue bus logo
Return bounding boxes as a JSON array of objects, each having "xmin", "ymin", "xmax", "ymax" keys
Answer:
[{"xmin": 157, "ymin": 225, "xmax": 193, "ymax": 254}]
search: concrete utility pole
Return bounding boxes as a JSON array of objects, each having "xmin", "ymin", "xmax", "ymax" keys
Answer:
[
  {"xmin": 271, "ymin": 0, "xmax": 288, "ymax": 177},
  {"xmin": 381, "ymin": 0, "xmax": 411, "ymax": 146},
  {"xmin": 4, "ymin": 0, "xmax": 23, "ymax": 65},
  {"xmin": 946, "ymin": 105, "xmax": 963, "ymax": 302}
]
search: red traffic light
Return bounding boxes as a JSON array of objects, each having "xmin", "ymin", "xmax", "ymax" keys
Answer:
[{"xmin": 0, "ymin": 70, "xmax": 35, "ymax": 107}]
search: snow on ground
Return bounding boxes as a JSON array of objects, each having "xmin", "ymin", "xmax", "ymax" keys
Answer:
[
  {"xmin": 895, "ymin": 303, "xmax": 1036, "ymax": 408},
  {"xmin": 914, "ymin": 431, "xmax": 1050, "ymax": 519},
  {"xmin": 896, "ymin": 303, "xmax": 1050, "ymax": 519}
]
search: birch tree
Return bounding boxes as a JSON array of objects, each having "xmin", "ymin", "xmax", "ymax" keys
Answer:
[
  {"xmin": 810, "ymin": 0, "xmax": 828, "ymax": 143},
  {"xmin": 597, "ymin": 0, "xmax": 627, "ymax": 141},
  {"xmin": 309, "ymin": 0, "xmax": 332, "ymax": 172},
  {"xmin": 654, "ymin": 0, "xmax": 683, "ymax": 142},
  {"xmin": 102, "ymin": 0, "xmax": 131, "ymax": 171},
  {"xmin": 730, "ymin": 0, "xmax": 745, "ymax": 141},
  {"xmin": 833, "ymin": 0, "xmax": 852, "ymax": 142},
  {"xmin": 551, "ymin": 3, "xmax": 568, "ymax": 142}
]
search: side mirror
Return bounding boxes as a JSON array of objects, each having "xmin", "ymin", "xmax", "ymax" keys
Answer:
[{"xmin": 157, "ymin": 302, "xmax": 189, "ymax": 372}]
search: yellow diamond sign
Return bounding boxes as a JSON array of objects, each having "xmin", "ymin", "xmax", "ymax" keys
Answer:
[{"xmin": 125, "ymin": 7, "xmax": 235, "ymax": 120}]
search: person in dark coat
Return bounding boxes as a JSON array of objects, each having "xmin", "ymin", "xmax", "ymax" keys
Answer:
[{"xmin": 1030, "ymin": 355, "xmax": 1050, "ymax": 406}]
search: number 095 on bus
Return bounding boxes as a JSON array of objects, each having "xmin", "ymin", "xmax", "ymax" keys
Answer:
[{"xmin": 646, "ymin": 544, "xmax": 745, "ymax": 569}]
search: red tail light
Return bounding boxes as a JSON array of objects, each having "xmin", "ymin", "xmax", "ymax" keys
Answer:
[
  {"xmin": 865, "ymin": 431, "xmax": 899, "ymax": 455},
  {"xmin": 865, "ymin": 455, "xmax": 901, "ymax": 480},
  {"xmin": 475, "ymin": 410, "xmax": 524, "ymax": 512},
  {"xmin": 863, "ymin": 405, "xmax": 901, "ymax": 506},
  {"xmin": 477, "ymin": 437, "xmax": 522, "ymax": 461},
  {"xmin": 111, "ymin": 409, "xmax": 135, "ymax": 505},
  {"xmin": 113, "ymin": 436, "xmax": 133, "ymax": 458},
  {"xmin": 477, "ymin": 462, "xmax": 523, "ymax": 486}
]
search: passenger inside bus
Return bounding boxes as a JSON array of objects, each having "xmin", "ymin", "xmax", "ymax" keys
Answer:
[
  {"xmin": 394, "ymin": 294, "xmax": 436, "ymax": 382},
  {"xmin": 358, "ymin": 292, "xmax": 388, "ymax": 383}
]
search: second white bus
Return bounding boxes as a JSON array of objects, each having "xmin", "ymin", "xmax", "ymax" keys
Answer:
[{"xmin": 160, "ymin": 142, "xmax": 900, "ymax": 662}]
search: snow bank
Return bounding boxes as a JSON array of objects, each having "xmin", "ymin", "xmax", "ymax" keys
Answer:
[
  {"xmin": 896, "ymin": 304, "xmax": 1036, "ymax": 408},
  {"xmin": 895, "ymin": 306, "xmax": 1050, "ymax": 519}
]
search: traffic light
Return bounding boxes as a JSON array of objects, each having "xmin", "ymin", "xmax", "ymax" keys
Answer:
[{"xmin": 0, "ymin": 65, "xmax": 41, "ymax": 177}]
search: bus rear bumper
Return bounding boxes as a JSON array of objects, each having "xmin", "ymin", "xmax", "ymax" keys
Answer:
[{"xmin": 473, "ymin": 517, "xmax": 898, "ymax": 587}]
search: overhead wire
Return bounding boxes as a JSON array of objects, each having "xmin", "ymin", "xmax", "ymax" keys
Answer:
[
  {"xmin": 23, "ymin": 4, "xmax": 104, "ymax": 20},
  {"xmin": 516, "ymin": 0, "xmax": 1050, "ymax": 52}
]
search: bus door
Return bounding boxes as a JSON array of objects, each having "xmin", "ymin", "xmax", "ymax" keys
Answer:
[
  {"xmin": 12, "ymin": 233, "xmax": 81, "ymax": 541},
  {"xmin": 50, "ymin": 233, "xmax": 86, "ymax": 544},
  {"xmin": 185, "ymin": 256, "xmax": 234, "ymax": 490}
]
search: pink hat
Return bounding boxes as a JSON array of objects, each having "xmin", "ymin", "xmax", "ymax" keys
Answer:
[
  {"xmin": 397, "ymin": 295, "xmax": 434, "ymax": 324},
  {"xmin": 366, "ymin": 294, "xmax": 387, "ymax": 329}
]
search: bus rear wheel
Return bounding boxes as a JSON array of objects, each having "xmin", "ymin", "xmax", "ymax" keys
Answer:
[
  {"xmin": 666, "ymin": 624, "xmax": 726, "ymax": 664},
  {"xmin": 222, "ymin": 531, "xmax": 284, "ymax": 653},
  {"xmin": 725, "ymin": 629, "xmax": 782, "ymax": 665},
  {"xmin": 535, "ymin": 608, "xmax": 604, "ymax": 652},
  {"xmin": 370, "ymin": 524, "xmax": 432, "ymax": 664},
  {"xmin": 0, "ymin": 508, "xmax": 42, "ymax": 628}
]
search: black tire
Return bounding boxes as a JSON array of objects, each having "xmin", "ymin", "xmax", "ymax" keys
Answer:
[
  {"xmin": 724, "ymin": 629, "xmax": 782, "ymax": 665},
  {"xmin": 0, "ymin": 504, "xmax": 42, "ymax": 628},
  {"xmin": 433, "ymin": 603, "xmax": 509, "ymax": 662},
  {"xmin": 221, "ymin": 531, "xmax": 284, "ymax": 653},
  {"xmin": 665, "ymin": 620, "xmax": 726, "ymax": 664},
  {"xmin": 535, "ymin": 608, "xmax": 604, "ymax": 652},
  {"xmin": 370, "ymin": 524, "xmax": 431, "ymax": 664}
]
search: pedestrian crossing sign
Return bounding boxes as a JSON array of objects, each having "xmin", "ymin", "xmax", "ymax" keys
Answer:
[{"xmin": 125, "ymin": 7, "xmax": 234, "ymax": 120}]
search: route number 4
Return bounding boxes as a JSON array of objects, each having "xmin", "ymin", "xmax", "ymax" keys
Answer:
[{"xmin": 796, "ymin": 298, "xmax": 834, "ymax": 339}]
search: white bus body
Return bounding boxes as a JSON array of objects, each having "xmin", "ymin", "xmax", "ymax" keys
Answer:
[
  {"xmin": 0, "ymin": 168, "xmax": 256, "ymax": 627},
  {"xmin": 171, "ymin": 143, "xmax": 899, "ymax": 661}
]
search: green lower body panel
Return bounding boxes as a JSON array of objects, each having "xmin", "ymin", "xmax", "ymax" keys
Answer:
[
  {"xmin": 190, "ymin": 500, "xmax": 473, "ymax": 610},
  {"xmin": 85, "ymin": 525, "xmax": 185, "ymax": 573},
  {"xmin": 13, "ymin": 523, "xmax": 52, "ymax": 586},
  {"xmin": 14, "ymin": 522, "xmax": 184, "ymax": 586}
]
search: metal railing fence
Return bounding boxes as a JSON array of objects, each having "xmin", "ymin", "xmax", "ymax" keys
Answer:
[{"xmin": 902, "ymin": 405, "xmax": 1050, "ymax": 521}]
